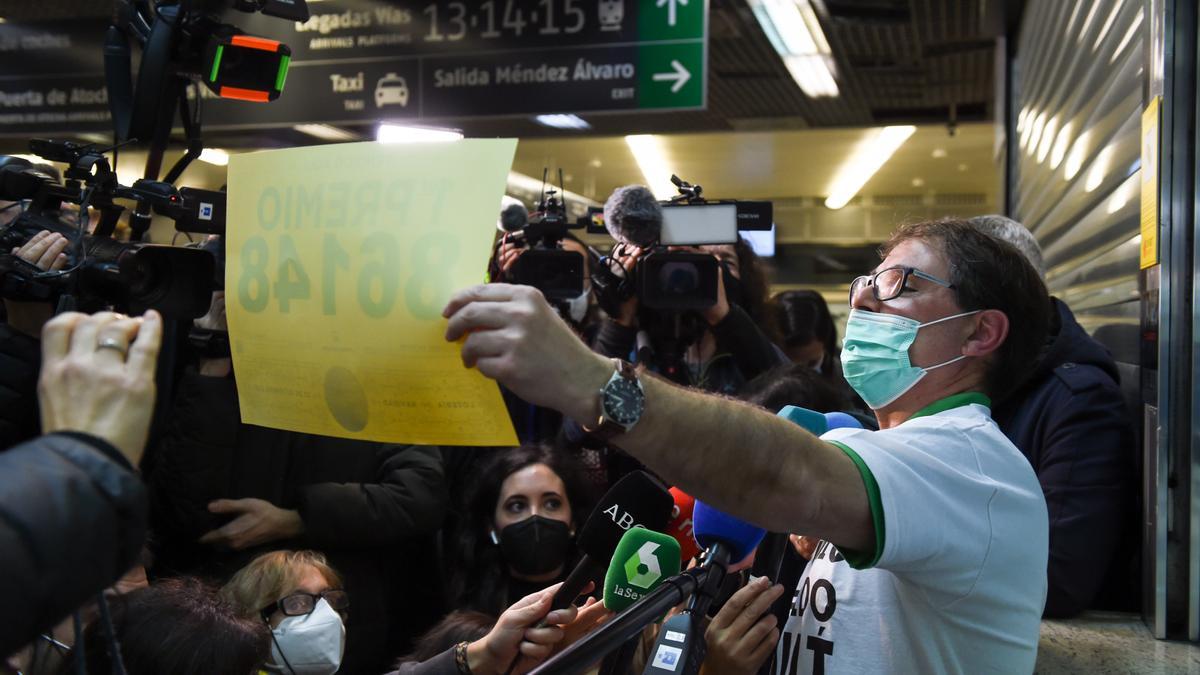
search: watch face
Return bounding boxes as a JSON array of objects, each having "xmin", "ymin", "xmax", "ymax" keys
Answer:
[{"xmin": 603, "ymin": 377, "xmax": 645, "ymax": 426}]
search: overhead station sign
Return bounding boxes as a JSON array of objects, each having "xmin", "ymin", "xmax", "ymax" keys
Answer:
[{"xmin": 0, "ymin": 0, "xmax": 707, "ymax": 135}]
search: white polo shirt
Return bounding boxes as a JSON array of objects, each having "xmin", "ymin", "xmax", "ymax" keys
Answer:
[{"xmin": 774, "ymin": 393, "xmax": 1048, "ymax": 675}]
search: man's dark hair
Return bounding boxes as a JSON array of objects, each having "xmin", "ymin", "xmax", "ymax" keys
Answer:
[
  {"xmin": 881, "ymin": 218, "xmax": 1050, "ymax": 402},
  {"xmin": 398, "ymin": 610, "xmax": 495, "ymax": 665},
  {"xmin": 61, "ymin": 577, "xmax": 270, "ymax": 675}
]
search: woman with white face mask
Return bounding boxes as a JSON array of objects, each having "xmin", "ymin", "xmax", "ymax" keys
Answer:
[{"xmin": 221, "ymin": 550, "xmax": 348, "ymax": 675}]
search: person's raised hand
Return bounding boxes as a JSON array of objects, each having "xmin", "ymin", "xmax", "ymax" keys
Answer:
[
  {"xmin": 5, "ymin": 230, "xmax": 72, "ymax": 336},
  {"xmin": 467, "ymin": 581, "xmax": 590, "ymax": 675},
  {"xmin": 38, "ymin": 310, "xmax": 163, "ymax": 466},
  {"xmin": 701, "ymin": 576, "xmax": 785, "ymax": 675},
  {"xmin": 444, "ymin": 284, "xmax": 611, "ymax": 424},
  {"xmin": 13, "ymin": 230, "xmax": 70, "ymax": 272}
]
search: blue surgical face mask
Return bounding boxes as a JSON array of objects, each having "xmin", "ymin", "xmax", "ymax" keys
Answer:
[{"xmin": 841, "ymin": 308, "xmax": 980, "ymax": 409}]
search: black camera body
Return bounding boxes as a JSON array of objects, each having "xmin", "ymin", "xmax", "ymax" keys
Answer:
[
  {"xmin": 508, "ymin": 171, "xmax": 586, "ymax": 303},
  {"xmin": 0, "ymin": 144, "xmax": 215, "ymax": 319},
  {"xmin": 595, "ymin": 177, "xmax": 755, "ymax": 314}
]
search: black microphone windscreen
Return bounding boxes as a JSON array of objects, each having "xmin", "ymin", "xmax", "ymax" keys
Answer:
[
  {"xmin": 499, "ymin": 202, "xmax": 528, "ymax": 232},
  {"xmin": 577, "ymin": 470, "xmax": 674, "ymax": 559},
  {"xmin": 603, "ymin": 185, "xmax": 661, "ymax": 248}
]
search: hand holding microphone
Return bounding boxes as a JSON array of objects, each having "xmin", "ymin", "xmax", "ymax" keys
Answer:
[
  {"xmin": 503, "ymin": 471, "xmax": 674, "ymax": 675},
  {"xmin": 701, "ymin": 576, "xmax": 785, "ymax": 675}
]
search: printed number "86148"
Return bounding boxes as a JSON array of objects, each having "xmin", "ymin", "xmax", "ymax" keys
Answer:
[{"xmin": 237, "ymin": 232, "xmax": 458, "ymax": 320}]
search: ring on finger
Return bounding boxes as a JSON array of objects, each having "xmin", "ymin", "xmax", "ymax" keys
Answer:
[{"xmin": 96, "ymin": 336, "xmax": 129, "ymax": 357}]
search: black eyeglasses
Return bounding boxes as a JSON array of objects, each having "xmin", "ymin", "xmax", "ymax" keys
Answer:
[
  {"xmin": 260, "ymin": 589, "xmax": 349, "ymax": 618},
  {"xmin": 848, "ymin": 265, "xmax": 955, "ymax": 305}
]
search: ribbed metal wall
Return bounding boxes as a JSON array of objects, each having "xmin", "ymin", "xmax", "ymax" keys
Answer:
[{"xmin": 1012, "ymin": 0, "xmax": 1145, "ymax": 369}]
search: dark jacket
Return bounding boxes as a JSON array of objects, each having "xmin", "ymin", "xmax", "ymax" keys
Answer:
[
  {"xmin": 0, "ymin": 432, "xmax": 147, "ymax": 656},
  {"xmin": 0, "ymin": 323, "xmax": 42, "ymax": 448},
  {"xmin": 146, "ymin": 369, "xmax": 448, "ymax": 673},
  {"xmin": 992, "ymin": 298, "xmax": 1137, "ymax": 618}
]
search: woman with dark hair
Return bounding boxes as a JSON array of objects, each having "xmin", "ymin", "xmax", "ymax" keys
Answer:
[
  {"xmin": 769, "ymin": 289, "xmax": 865, "ymax": 410},
  {"xmin": 771, "ymin": 290, "xmax": 838, "ymax": 373},
  {"xmin": 59, "ymin": 577, "xmax": 270, "ymax": 675},
  {"xmin": 447, "ymin": 445, "xmax": 595, "ymax": 617}
]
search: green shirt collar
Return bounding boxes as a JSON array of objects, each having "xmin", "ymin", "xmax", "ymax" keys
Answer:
[{"xmin": 909, "ymin": 392, "xmax": 991, "ymax": 420}]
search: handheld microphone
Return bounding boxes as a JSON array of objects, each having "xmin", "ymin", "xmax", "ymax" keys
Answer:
[
  {"xmin": 692, "ymin": 500, "xmax": 766, "ymax": 568},
  {"xmin": 667, "ymin": 487, "xmax": 702, "ymax": 563},
  {"xmin": 603, "ymin": 528, "xmax": 682, "ymax": 612},
  {"xmin": 530, "ymin": 567, "xmax": 710, "ymax": 675},
  {"xmin": 549, "ymin": 470, "xmax": 675, "ymax": 612},
  {"xmin": 598, "ymin": 528, "xmax": 681, "ymax": 675},
  {"xmin": 603, "ymin": 185, "xmax": 662, "ymax": 248},
  {"xmin": 641, "ymin": 501, "xmax": 766, "ymax": 675}
]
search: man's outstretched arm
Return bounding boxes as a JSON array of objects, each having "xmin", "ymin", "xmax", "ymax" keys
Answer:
[{"xmin": 444, "ymin": 284, "xmax": 872, "ymax": 551}]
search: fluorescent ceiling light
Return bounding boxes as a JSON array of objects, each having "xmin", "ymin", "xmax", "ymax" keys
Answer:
[
  {"xmin": 783, "ymin": 55, "xmax": 839, "ymax": 98},
  {"xmin": 535, "ymin": 114, "xmax": 591, "ymax": 130},
  {"xmin": 749, "ymin": 0, "xmax": 839, "ymax": 98},
  {"xmin": 376, "ymin": 124, "xmax": 463, "ymax": 143},
  {"xmin": 199, "ymin": 148, "xmax": 229, "ymax": 166},
  {"xmin": 624, "ymin": 135, "xmax": 677, "ymax": 199},
  {"xmin": 824, "ymin": 125, "xmax": 916, "ymax": 210},
  {"xmin": 294, "ymin": 124, "xmax": 360, "ymax": 142}
]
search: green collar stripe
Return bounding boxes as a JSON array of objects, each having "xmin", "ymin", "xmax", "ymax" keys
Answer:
[
  {"xmin": 910, "ymin": 392, "xmax": 991, "ymax": 420},
  {"xmin": 828, "ymin": 440, "xmax": 884, "ymax": 570}
]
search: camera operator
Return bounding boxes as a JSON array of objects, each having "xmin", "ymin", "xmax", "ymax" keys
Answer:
[
  {"xmin": 577, "ymin": 186, "xmax": 785, "ymax": 489},
  {"xmin": 593, "ymin": 186, "xmax": 784, "ymax": 398},
  {"xmin": 1, "ymin": 309, "xmax": 161, "ymax": 656}
]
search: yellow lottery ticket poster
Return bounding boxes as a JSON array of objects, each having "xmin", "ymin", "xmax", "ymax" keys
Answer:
[{"xmin": 226, "ymin": 140, "xmax": 518, "ymax": 447}]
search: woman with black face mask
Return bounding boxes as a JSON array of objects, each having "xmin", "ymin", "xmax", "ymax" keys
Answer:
[{"xmin": 445, "ymin": 445, "xmax": 595, "ymax": 618}]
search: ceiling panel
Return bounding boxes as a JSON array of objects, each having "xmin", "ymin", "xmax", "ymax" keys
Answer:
[{"xmin": 511, "ymin": 121, "xmax": 997, "ymax": 204}]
